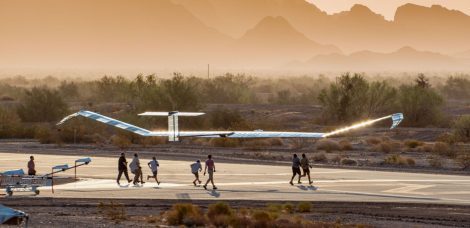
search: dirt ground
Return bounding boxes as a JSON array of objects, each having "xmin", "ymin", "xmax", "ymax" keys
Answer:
[{"xmin": 0, "ymin": 198, "xmax": 468, "ymax": 227}]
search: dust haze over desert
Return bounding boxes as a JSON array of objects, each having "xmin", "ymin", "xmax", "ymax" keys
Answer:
[{"xmin": 1, "ymin": 0, "xmax": 470, "ymax": 76}]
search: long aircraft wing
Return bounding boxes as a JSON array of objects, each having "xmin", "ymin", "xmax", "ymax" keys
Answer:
[{"xmin": 57, "ymin": 110, "xmax": 403, "ymax": 140}]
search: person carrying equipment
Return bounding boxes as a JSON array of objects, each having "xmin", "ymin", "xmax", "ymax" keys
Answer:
[{"xmin": 190, "ymin": 160, "xmax": 202, "ymax": 186}]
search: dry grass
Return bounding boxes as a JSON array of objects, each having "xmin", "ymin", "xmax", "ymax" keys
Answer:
[
  {"xmin": 166, "ymin": 203, "xmax": 205, "ymax": 226},
  {"xmin": 404, "ymin": 140, "xmax": 424, "ymax": 149},
  {"xmin": 330, "ymin": 155, "xmax": 342, "ymax": 164},
  {"xmin": 433, "ymin": 142, "xmax": 455, "ymax": 157},
  {"xmin": 312, "ymin": 153, "xmax": 327, "ymax": 163},
  {"xmin": 316, "ymin": 139, "xmax": 340, "ymax": 153},
  {"xmin": 417, "ymin": 144, "xmax": 433, "ymax": 153},
  {"xmin": 339, "ymin": 140, "xmax": 353, "ymax": 151},
  {"xmin": 97, "ymin": 201, "xmax": 127, "ymax": 223},
  {"xmin": 340, "ymin": 158, "xmax": 357, "ymax": 166},
  {"xmin": 209, "ymin": 138, "xmax": 241, "ymax": 147},
  {"xmin": 110, "ymin": 135, "xmax": 131, "ymax": 150},
  {"xmin": 427, "ymin": 156, "xmax": 443, "ymax": 168},
  {"xmin": 384, "ymin": 155, "xmax": 415, "ymax": 166},
  {"xmin": 373, "ymin": 142, "xmax": 393, "ymax": 153},
  {"xmin": 297, "ymin": 202, "xmax": 312, "ymax": 213},
  {"xmin": 366, "ymin": 137, "xmax": 382, "ymax": 145},
  {"xmin": 455, "ymin": 154, "xmax": 470, "ymax": 170}
]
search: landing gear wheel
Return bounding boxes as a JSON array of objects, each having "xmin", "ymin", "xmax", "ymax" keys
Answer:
[{"xmin": 35, "ymin": 190, "xmax": 40, "ymax": 195}]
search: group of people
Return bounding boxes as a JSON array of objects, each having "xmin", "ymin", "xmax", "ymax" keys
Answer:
[
  {"xmin": 290, "ymin": 153, "xmax": 313, "ymax": 185},
  {"xmin": 117, "ymin": 153, "xmax": 160, "ymax": 185},
  {"xmin": 116, "ymin": 153, "xmax": 218, "ymax": 190},
  {"xmin": 26, "ymin": 152, "xmax": 312, "ymax": 188}
]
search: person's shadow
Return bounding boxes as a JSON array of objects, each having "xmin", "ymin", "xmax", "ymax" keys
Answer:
[
  {"xmin": 297, "ymin": 185, "xmax": 318, "ymax": 191},
  {"xmin": 118, "ymin": 183, "xmax": 130, "ymax": 188},
  {"xmin": 207, "ymin": 190, "xmax": 221, "ymax": 198}
]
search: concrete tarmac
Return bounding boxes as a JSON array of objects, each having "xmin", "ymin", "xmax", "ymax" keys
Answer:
[{"xmin": 1, "ymin": 152, "xmax": 470, "ymax": 204}]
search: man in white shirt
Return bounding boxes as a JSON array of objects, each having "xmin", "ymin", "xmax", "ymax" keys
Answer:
[
  {"xmin": 147, "ymin": 156, "xmax": 160, "ymax": 185},
  {"xmin": 190, "ymin": 160, "xmax": 202, "ymax": 186},
  {"xmin": 129, "ymin": 153, "xmax": 144, "ymax": 185}
]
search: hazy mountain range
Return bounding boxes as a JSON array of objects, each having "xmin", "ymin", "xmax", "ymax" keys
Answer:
[{"xmin": 0, "ymin": 0, "xmax": 469, "ymax": 72}]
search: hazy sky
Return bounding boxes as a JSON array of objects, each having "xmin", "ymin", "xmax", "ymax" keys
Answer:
[{"xmin": 308, "ymin": 0, "xmax": 470, "ymax": 20}]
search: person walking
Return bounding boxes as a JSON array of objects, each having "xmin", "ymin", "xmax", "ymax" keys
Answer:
[
  {"xmin": 203, "ymin": 155, "xmax": 217, "ymax": 190},
  {"xmin": 147, "ymin": 156, "xmax": 160, "ymax": 185},
  {"xmin": 27, "ymin": 156, "xmax": 36, "ymax": 176},
  {"xmin": 117, "ymin": 153, "xmax": 132, "ymax": 185},
  {"xmin": 190, "ymin": 160, "xmax": 202, "ymax": 186},
  {"xmin": 300, "ymin": 153, "xmax": 313, "ymax": 185},
  {"xmin": 130, "ymin": 153, "xmax": 145, "ymax": 185},
  {"xmin": 289, "ymin": 154, "xmax": 302, "ymax": 185}
]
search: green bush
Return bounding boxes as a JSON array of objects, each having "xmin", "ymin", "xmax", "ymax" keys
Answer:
[
  {"xmin": 453, "ymin": 115, "xmax": 470, "ymax": 143},
  {"xmin": 397, "ymin": 75, "xmax": 445, "ymax": 127},
  {"xmin": 17, "ymin": 87, "xmax": 69, "ymax": 122}
]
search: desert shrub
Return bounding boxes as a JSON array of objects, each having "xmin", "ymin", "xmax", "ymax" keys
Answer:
[
  {"xmin": 110, "ymin": 135, "xmax": 132, "ymax": 149},
  {"xmin": 283, "ymin": 203, "xmax": 294, "ymax": 214},
  {"xmin": 209, "ymin": 107, "xmax": 249, "ymax": 129},
  {"xmin": 288, "ymin": 138, "xmax": 310, "ymax": 150},
  {"xmin": 340, "ymin": 158, "xmax": 357, "ymax": 166},
  {"xmin": 384, "ymin": 155, "xmax": 414, "ymax": 166},
  {"xmin": 417, "ymin": 144, "xmax": 433, "ymax": 153},
  {"xmin": 243, "ymin": 139, "xmax": 271, "ymax": 150},
  {"xmin": 166, "ymin": 203, "xmax": 205, "ymax": 226},
  {"xmin": 397, "ymin": 76, "xmax": 445, "ymax": 127},
  {"xmin": 297, "ymin": 202, "xmax": 311, "ymax": 213},
  {"xmin": 330, "ymin": 155, "xmax": 341, "ymax": 164},
  {"xmin": 35, "ymin": 126, "xmax": 60, "ymax": 144},
  {"xmin": 316, "ymin": 139, "xmax": 340, "ymax": 152},
  {"xmin": 209, "ymin": 138, "xmax": 241, "ymax": 147},
  {"xmin": 427, "ymin": 156, "xmax": 443, "ymax": 168},
  {"xmin": 266, "ymin": 204, "xmax": 283, "ymax": 213},
  {"xmin": 339, "ymin": 140, "xmax": 353, "ymax": 150},
  {"xmin": 440, "ymin": 76, "xmax": 470, "ymax": 100},
  {"xmin": 0, "ymin": 107, "xmax": 22, "ymax": 138},
  {"xmin": 140, "ymin": 137, "xmax": 166, "ymax": 147},
  {"xmin": 436, "ymin": 132, "xmax": 457, "ymax": 145},
  {"xmin": 374, "ymin": 142, "xmax": 392, "ymax": 153},
  {"xmin": 207, "ymin": 202, "xmax": 232, "ymax": 218},
  {"xmin": 97, "ymin": 202, "xmax": 127, "ymax": 222},
  {"xmin": 17, "ymin": 86, "xmax": 69, "ymax": 122},
  {"xmin": 404, "ymin": 140, "xmax": 424, "ymax": 149},
  {"xmin": 433, "ymin": 142, "xmax": 455, "ymax": 157},
  {"xmin": 454, "ymin": 154, "xmax": 470, "ymax": 170},
  {"xmin": 366, "ymin": 137, "xmax": 382, "ymax": 145},
  {"xmin": 318, "ymin": 73, "xmax": 395, "ymax": 123},
  {"xmin": 406, "ymin": 157, "xmax": 416, "ymax": 166},
  {"xmin": 453, "ymin": 115, "xmax": 470, "ymax": 143},
  {"xmin": 268, "ymin": 138, "xmax": 283, "ymax": 146},
  {"xmin": 312, "ymin": 153, "xmax": 327, "ymax": 163}
]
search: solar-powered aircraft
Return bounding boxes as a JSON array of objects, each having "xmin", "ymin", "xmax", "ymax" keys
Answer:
[{"xmin": 57, "ymin": 110, "xmax": 404, "ymax": 141}]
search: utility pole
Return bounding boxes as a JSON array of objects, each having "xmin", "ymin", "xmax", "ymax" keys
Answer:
[{"xmin": 207, "ymin": 64, "xmax": 210, "ymax": 79}]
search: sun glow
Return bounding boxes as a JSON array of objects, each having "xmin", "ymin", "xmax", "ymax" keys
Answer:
[{"xmin": 323, "ymin": 115, "xmax": 391, "ymax": 138}]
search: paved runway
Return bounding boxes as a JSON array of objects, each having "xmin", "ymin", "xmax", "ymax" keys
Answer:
[{"xmin": 1, "ymin": 152, "xmax": 470, "ymax": 204}]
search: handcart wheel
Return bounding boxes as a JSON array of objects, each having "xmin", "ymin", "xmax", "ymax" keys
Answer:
[
  {"xmin": 7, "ymin": 191, "xmax": 13, "ymax": 196},
  {"xmin": 35, "ymin": 190, "xmax": 40, "ymax": 195}
]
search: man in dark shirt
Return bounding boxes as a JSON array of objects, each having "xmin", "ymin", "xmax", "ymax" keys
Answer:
[
  {"xmin": 27, "ymin": 156, "xmax": 36, "ymax": 176},
  {"xmin": 289, "ymin": 154, "xmax": 302, "ymax": 185},
  {"xmin": 117, "ymin": 153, "xmax": 132, "ymax": 185}
]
